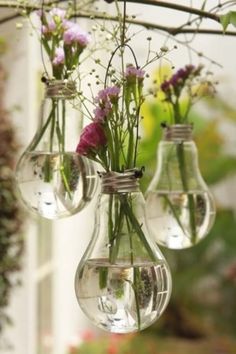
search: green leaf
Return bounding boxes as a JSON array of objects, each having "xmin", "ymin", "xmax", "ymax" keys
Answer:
[
  {"xmin": 220, "ymin": 12, "xmax": 231, "ymax": 32},
  {"xmin": 229, "ymin": 11, "xmax": 236, "ymax": 27},
  {"xmin": 220, "ymin": 11, "xmax": 236, "ymax": 32}
]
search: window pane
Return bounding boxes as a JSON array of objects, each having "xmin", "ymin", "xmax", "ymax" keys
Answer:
[
  {"xmin": 37, "ymin": 220, "xmax": 52, "ymax": 267},
  {"xmin": 37, "ymin": 275, "xmax": 53, "ymax": 354}
]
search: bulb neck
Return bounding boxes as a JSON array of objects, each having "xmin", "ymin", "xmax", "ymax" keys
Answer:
[
  {"xmin": 100, "ymin": 170, "xmax": 141, "ymax": 194},
  {"xmin": 163, "ymin": 124, "xmax": 193, "ymax": 142},
  {"xmin": 45, "ymin": 80, "xmax": 76, "ymax": 99}
]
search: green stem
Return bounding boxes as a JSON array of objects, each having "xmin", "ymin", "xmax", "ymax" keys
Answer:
[
  {"xmin": 58, "ymin": 103, "xmax": 73, "ymax": 199},
  {"xmin": 99, "ymin": 194, "xmax": 114, "ymax": 289},
  {"xmin": 174, "ymin": 100, "xmax": 182, "ymax": 124},
  {"xmin": 105, "ymin": 126, "xmax": 116, "ymax": 170},
  {"xmin": 62, "ymin": 100, "xmax": 66, "ymax": 153},
  {"xmin": 110, "ymin": 206, "xmax": 125, "ymax": 263},
  {"xmin": 176, "ymin": 143, "xmax": 197, "ymax": 244},
  {"xmin": 163, "ymin": 195, "xmax": 187, "ymax": 236},
  {"xmin": 133, "ymin": 268, "xmax": 141, "ymax": 330},
  {"xmin": 127, "ymin": 129, "xmax": 134, "ymax": 168},
  {"xmin": 44, "ymin": 101, "xmax": 56, "ymax": 183},
  {"xmin": 126, "ymin": 214, "xmax": 141, "ymax": 330},
  {"xmin": 50, "ymin": 101, "xmax": 56, "ymax": 152},
  {"xmin": 28, "ymin": 105, "xmax": 56, "ymax": 152},
  {"xmin": 120, "ymin": 195, "xmax": 156, "ymax": 262},
  {"xmin": 108, "ymin": 195, "xmax": 114, "ymax": 260}
]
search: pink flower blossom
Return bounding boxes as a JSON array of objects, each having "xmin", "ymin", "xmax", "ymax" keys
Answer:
[
  {"xmin": 81, "ymin": 330, "xmax": 95, "ymax": 342},
  {"xmin": 161, "ymin": 65, "xmax": 196, "ymax": 92},
  {"xmin": 93, "ymin": 86, "xmax": 120, "ymax": 121},
  {"xmin": 41, "ymin": 25, "xmax": 48, "ymax": 35},
  {"xmin": 36, "ymin": 9, "xmax": 44, "ymax": 18},
  {"xmin": 53, "ymin": 47, "xmax": 65, "ymax": 66},
  {"xmin": 62, "ymin": 19, "xmax": 74, "ymax": 30},
  {"xmin": 76, "ymin": 122, "xmax": 107, "ymax": 156},
  {"xmin": 63, "ymin": 23, "xmax": 90, "ymax": 47},
  {"xmin": 107, "ymin": 345, "xmax": 118, "ymax": 354},
  {"xmin": 47, "ymin": 19, "xmax": 57, "ymax": 32},
  {"xmin": 95, "ymin": 86, "xmax": 120, "ymax": 103},
  {"xmin": 93, "ymin": 105, "xmax": 111, "ymax": 122},
  {"xmin": 125, "ymin": 64, "xmax": 145, "ymax": 82},
  {"xmin": 50, "ymin": 8, "xmax": 66, "ymax": 20}
]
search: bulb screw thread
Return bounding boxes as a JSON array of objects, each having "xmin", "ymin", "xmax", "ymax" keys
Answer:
[{"xmin": 99, "ymin": 169, "xmax": 142, "ymax": 194}]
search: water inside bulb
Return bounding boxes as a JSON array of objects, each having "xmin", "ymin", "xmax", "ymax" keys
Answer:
[
  {"xmin": 16, "ymin": 151, "xmax": 96, "ymax": 219},
  {"xmin": 74, "ymin": 170, "xmax": 172, "ymax": 333},
  {"xmin": 76, "ymin": 259, "xmax": 170, "ymax": 333},
  {"xmin": 146, "ymin": 191, "xmax": 215, "ymax": 249},
  {"xmin": 15, "ymin": 80, "xmax": 97, "ymax": 219},
  {"xmin": 146, "ymin": 125, "xmax": 216, "ymax": 249}
]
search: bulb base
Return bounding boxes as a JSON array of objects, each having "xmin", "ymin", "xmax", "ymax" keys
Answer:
[
  {"xmin": 100, "ymin": 169, "xmax": 140, "ymax": 194},
  {"xmin": 164, "ymin": 124, "xmax": 193, "ymax": 142},
  {"xmin": 45, "ymin": 80, "xmax": 76, "ymax": 99}
]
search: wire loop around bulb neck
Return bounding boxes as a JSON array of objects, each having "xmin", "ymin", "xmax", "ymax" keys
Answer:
[
  {"xmin": 163, "ymin": 124, "xmax": 193, "ymax": 142},
  {"xmin": 45, "ymin": 80, "xmax": 77, "ymax": 99},
  {"xmin": 99, "ymin": 169, "xmax": 143, "ymax": 194}
]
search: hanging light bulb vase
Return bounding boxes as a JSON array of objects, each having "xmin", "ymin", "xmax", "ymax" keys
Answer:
[
  {"xmin": 146, "ymin": 124, "xmax": 216, "ymax": 249},
  {"xmin": 16, "ymin": 80, "xmax": 97, "ymax": 219},
  {"xmin": 75, "ymin": 169, "xmax": 172, "ymax": 333}
]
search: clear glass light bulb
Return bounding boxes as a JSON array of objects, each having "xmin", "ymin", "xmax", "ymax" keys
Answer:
[
  {"xmin": 145, "ymin": 124, "xmax": 216, "ymax": 249},
  {"xmin": 75, "ymin": 170, "xmax": 172, "ymax": 334},
  {"xmin": 16, "ymin": 80, "xmax": 97, "ymax": 219}
]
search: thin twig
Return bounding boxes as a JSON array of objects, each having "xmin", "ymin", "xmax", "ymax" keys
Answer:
[{"xmin": 1, "ymin": 1, "xmax": 236, "ymax": 38}]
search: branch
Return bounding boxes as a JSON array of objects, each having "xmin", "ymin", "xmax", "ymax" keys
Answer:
[
  {"xmin": 0, "ymin": 0, "xmax": 221, "ymax": 26},
  {"xmin": 106, "ymin": 0, "xmax": 220, "ymax": 22},
  {"xmin": 1, "ymin": 8, "xmax": 236, "ymax": 37},
  {"xmin": 73, "ymin": 12, "xmax": 236, "ymax": 37}
]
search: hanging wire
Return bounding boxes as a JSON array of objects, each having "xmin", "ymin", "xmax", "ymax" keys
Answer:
[
  {"xmin": 104, "ymin": 0, "xmax": 140, "ymax": 86},
  {"xmin": 121, "ymin": 0, "xmax": 127, "ymax": 46},
  {"xmin": 73, "ymin": 0, "xmax": 77, "ymax": 23}
]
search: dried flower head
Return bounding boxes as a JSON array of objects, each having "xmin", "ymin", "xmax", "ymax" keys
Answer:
[
  {"xmin": 159, "ymin": 64, "xmax": 214, "ymax": 124},
  {"xmin": 76, "ymin": 122, "xmax": 107, "ymax": 156}
]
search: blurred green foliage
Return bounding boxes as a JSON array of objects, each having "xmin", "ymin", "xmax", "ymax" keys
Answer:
[
  {"xmin": 70, "ymin": 333, "xmax": 236, "ymax": 354},
  {"xmin": 0, "ymin": 57, "xmax": 24, "ymax": 332}
]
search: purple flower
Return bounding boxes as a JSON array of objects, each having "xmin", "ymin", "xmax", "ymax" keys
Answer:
[
  {"xmin": 161, "ymin": 80, "xmax": 171, "ymax": 93},
  {"xmin": 53, "ymin": 47, "xmax": 65, "ymax": 66},
  {"xmin": 36, "ymin": 9, "xmax": 44, "ymax": 18},
  {"xmin": 62, "ymin": 19, "xmax": 74, "ymax": 30},
  {"xmin": 93, "ymin": 107, "xmax": 108, "ymax": 122},
  {"xmin": 105, "ymin": 86, "xmax": 120, "ymax": 96},
  {"xmin": 95, "ymin": 86, "xmax": 120, "ymax": 103},
  {"xmin": 47, "ymin": 19, "xmax": 56, "ymax": 32},
  {"xmin": 76, "ymin": 122, "xmax": 107, "ymax": 156},
  {"xmin": 50, "ymin": 8, "xmax": 66, "ymax": 20},
  {"xmin": 125, "ymin": 65, "xmax": 145, "ymax": 82},
  {"xmin": 160, "ymin": 65, "xmax": 198, "ymax": 97},
  {"xmin": 63, "ymin": 23, "xmax": 90, "ymax": 47},
  {"xmin": 168, "ymin": 65, "xmax": 196, "ymax": 88},
  {"xmin": 170, "ymin": 73, "xmax": 180, "ymax": 87},
  {"xmin": 93, "ymin": 86, "xmax": 120, "ymax": 121},
  {"xmin": 41, "ymin": 25, "xmax": 48, "ymax": 35},
  {"xmin": 93, "ymin": 101, "xmax": 112, "ymax": 122}
]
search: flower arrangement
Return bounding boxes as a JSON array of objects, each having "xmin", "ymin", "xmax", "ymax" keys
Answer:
[
  {"xmin": 74, "ymin": 32, "xmax": 171, "ymax": 331},
  {"xmin": 15, "ymin": 7, "xmax": 96, "ymax": 219},
  {"xmin": 76, "ymin": 63, "xmax": 145, "ymax": 171},
  {"xmin": 16, "ymin": 0, "xmax": 216, "ymax": 333},
  {"xmin": 159, "ymin": 64, "xmax": 216, "ymax": 125},
  {"xmin": 38, "ymin": 7, "xmax": 90, "ymax": 80},
  {"xmin": 145, "ymin": 64, "xmax": 216, "ymax": 249}
]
